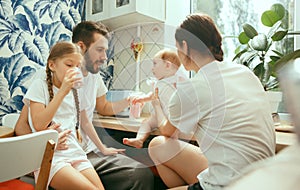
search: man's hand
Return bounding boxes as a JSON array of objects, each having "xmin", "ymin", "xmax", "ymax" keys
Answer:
[
  {"xmin": 130, "ymin": 92, "xmax": 152, "ymax": 105},
  {"xmin": 101, "ymin": 147, "xmax": 126, "ymax": 156}
]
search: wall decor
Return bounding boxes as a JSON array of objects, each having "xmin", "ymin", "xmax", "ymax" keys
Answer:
[{"xmin": 0, "ymin": 0, "xmax": 84, "ymax": 124}]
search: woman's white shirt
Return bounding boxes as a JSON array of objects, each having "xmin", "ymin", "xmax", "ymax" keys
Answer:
[{"xmin": 168, "ymin": 61, "xmax": 275, "ymax": 189}]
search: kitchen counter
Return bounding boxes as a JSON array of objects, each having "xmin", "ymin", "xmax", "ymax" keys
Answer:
[
  {"xmin": 92, "ymin": 113, "xmax": 297, "ymax": 153},
  {"xmin": 92, "ymin": 113, "xmax": 195, "ymax": 141}
]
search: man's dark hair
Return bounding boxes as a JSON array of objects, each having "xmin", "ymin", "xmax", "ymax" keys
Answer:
[{"xmin": 72, "ymin": 21, "xmax": 109, "ymax": 48}]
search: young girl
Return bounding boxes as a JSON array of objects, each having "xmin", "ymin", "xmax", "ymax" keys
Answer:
[
  {"xmin": 123, "ymin": 49, "xmax": 187, "ymax": 148},
  {"xmin": 24, "ymin": 41, "xmax": 121, "ymax": 189}
]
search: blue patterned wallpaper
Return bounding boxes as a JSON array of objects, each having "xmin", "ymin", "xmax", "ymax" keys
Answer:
[{"xmin": 0, "ymin": 0, "xmax": 84, "ymax": 124}]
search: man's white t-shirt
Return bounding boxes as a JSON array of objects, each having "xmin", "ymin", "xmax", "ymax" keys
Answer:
[
  {"xmin": 168, "ymin": 61, "xmax": 276, "ymax": 190},
  {"xmin": 80, "ymin": 72, "xmax": 108, "ymax": 154}
]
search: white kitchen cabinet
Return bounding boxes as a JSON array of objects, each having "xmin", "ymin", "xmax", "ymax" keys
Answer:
[
  {"xmin": 86, "ymin": 0, "xmax": 109, "ymax": 21},
  {"xmin": 86, "ymin": 0, "xmax": 166, "ymax": 30}
]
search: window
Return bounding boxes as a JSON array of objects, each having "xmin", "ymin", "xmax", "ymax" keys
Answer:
[{"xmin": 191, "ymin": 0, "xmax": 298, "ymax": 62}]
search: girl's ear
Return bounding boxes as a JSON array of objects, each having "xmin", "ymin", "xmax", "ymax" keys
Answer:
[{"xmin": 48, "ymin": 60, "xmax": 55, "ymax": 71}]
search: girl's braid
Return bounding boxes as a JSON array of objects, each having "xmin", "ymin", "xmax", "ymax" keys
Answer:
[
  {"xmin": 45, "ymin": 65, "xmax": 54, "ymax": 128},
  {"xmin": 72, "ymin": 88, "xmax": 82, "ymax": 142},
  {"xmin": 46, "ymin": 66, "xmax": 54, "ymax": 101}
]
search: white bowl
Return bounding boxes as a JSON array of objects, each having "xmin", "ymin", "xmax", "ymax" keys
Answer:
[{"xmin": 106, "ymin": 90, "xmax": 134, "ymax": 117}]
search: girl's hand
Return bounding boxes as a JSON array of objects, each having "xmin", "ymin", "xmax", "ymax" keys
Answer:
[
  {"xmin": 101, "ymin": 147, "xmax": 126, "ymax": 156},
  {"xmin": 47, "ymin": 123, "xmax": 71, "ymax": 150},
  {"xmin": 59, "ymin": 68, "xmax": 81, "ymax": 94},
  {"xmin": 56, "ymin": 129, "xmax": 72, "ymax": 150}
]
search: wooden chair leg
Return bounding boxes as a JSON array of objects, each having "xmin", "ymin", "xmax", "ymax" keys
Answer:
[{"xmin": 35, "ymin": 140, "xmax": 55, "ymax": 190}]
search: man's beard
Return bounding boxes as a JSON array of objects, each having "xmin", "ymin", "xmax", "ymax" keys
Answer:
[{"xmin": 84, "ymin": 53, "xmax": 104, "ymax": 74}]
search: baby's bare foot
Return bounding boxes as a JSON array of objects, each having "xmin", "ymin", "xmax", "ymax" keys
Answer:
[{"xmin": 123, "ymin": 138, "xmax": 143, "ymax": 148}]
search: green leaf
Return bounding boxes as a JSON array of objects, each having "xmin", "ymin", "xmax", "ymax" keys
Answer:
[
  {"xmin": 267, "ymin": 21, "xmax": 282, "ymax": 38},
  {"xmin": 243, "ymin": 24, "xmax": 258, "ymax": 39},
  {"xmin": 271, "ymin": 30, "xmax": 288, "ymax": 41},
  {"xmin": 265, "ymin": 40, "xmax": 273, "ymax": 52},
  {"xmin": 239, "ymin": 51, "xmax": 257, "ymax": 66},
  {"xmin": 265, "ymin": 77, "xmax": 279, "ymax": 90},
  {"xmin": 272, "ymin": 50, "xmax": 283, "ymax": 57},
  {"xmin": 261, "ymin": 10, "xmax": 280, "ymax": 27},
  {"xmin": 271, "ymin": 3, "xmax": 286, "ymax": 20},
  {"xmin": 253, "ymin": 62, "xmax": 265, "ymax": 81},
  {"xmin": 238, "ymin": 32, "xmax": 250, "ymax": 44},
  {"xmin": 234, "ymin": 45, "xmax": 246, "ymax": 54},
  {"xmin": 268, "ymin": 60, "xmax": 277, "ymax": 78},
  {"xmin": 270, "ymin": 55, "xmax": 281, "ymax": 62},
  {"xmin": 250, "ymin": 34, "xmax": 268, "ymax": 51},
  {"xmin": 232, "ymin": 48, "xmax": 247, "ymax": 61}
]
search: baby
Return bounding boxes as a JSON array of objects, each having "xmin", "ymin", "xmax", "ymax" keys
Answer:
[{"xmin": 123, "ymin": 49, "xmax": 186, "ymax": 148}]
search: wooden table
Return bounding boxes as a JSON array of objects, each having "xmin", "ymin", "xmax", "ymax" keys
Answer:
[
  {"xmin": 0, "ymin": 126, "xmax": 15, "ymax": 138},
  {"xmin": 93, "ymin": 113, "xmax": 297, "ymax": 152},
  {"xmin": 92, "ymin": 113, "xmax": 195, "ymax": 141}
]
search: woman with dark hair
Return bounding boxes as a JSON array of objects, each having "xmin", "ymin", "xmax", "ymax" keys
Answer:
[{"xmin": 148, "ymin": 13, "xmax": 275, "ymax": 190}]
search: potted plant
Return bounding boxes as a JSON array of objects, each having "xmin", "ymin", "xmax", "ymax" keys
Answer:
[{"xmin": 233, "ymin": 3, "xmax": 290, "ymax": 113}]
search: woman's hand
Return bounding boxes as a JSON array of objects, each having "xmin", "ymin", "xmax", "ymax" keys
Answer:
[{"xmin": 151, "ymin": 88, "xmax": 161, "ymax": 107}]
